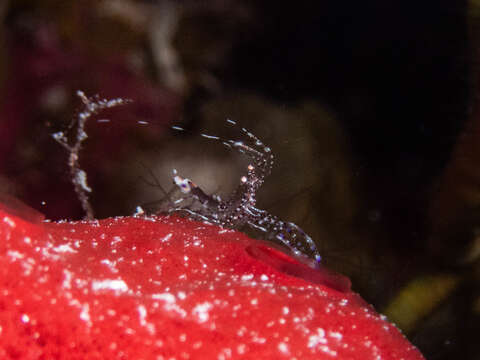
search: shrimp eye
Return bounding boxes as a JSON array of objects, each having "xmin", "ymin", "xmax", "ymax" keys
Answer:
[{"xmin": 174, "ymin": 176, "xmax": 192, "ymax": 194}]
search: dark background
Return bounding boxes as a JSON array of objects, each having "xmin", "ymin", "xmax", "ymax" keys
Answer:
[{"xmin": 0, "ymin": 1, "xmax": 478, "ymax": 358}]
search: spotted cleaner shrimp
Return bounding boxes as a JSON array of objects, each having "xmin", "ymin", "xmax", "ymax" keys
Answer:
[
  {"xmin": 168, "ymin": 120, "xmax": 322, "ymax": 265},
  {"xmin": 52, "ymin": 91, "xmax": 322, "ymax": 265}
]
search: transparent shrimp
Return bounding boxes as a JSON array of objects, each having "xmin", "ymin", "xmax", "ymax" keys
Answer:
[{"xmin": 168, "ymin": 120, "xmax": 322, "ymax": 265}]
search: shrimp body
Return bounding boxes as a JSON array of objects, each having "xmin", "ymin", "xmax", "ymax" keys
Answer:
[{"xmin": 169, "ymin": 121, "xmax": 322, "ymax": 265}]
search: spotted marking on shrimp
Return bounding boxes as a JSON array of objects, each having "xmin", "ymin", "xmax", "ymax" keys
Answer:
[{"xmin": 168, "ymin": 120, "xmax": 322, "ymax": 265}]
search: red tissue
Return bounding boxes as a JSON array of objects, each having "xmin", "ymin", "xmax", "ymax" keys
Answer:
[{"xmin": 0, "ymin": 205, "xmax": 424, "ymax": 359}]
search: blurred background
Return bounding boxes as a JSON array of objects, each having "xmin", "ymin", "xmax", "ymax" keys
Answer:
[{"xmin": 0, "ymin": 0, "xmax": 478, "ymax": 358}]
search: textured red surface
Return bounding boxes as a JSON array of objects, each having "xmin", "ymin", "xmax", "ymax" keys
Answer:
[{"xmin": 0, "ymin": 206, "xmax": 424, "ymax": 359}]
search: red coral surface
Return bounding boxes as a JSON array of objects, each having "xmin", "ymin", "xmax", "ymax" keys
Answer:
[{"xmin": 0, "ymin": 206, "xmax": 424, "ymax": 359}]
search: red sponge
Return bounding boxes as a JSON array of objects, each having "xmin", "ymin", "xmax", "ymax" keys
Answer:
[{"xmin": 0, "ymin": 207, "xmax": 424, "ymax": 359}]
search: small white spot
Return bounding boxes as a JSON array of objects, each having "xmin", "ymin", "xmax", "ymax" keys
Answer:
[
  {"xmin": 237, "ymin": 344, "xmax": 246, "ymax": 354},
  {"xmin": 277, "ymin": 342, "xmax": 290, "ymax": 355},
  {"xmin": 7, "ymin": 250, "xmax": 24, "ymax": 260},
  {"xmin": 79, "ymin": 304, "xmax": 91, "ymax": 325},
  {"xmin": 319, "ymin": 345, "xmax": 337, "ymax": 357},
  {"xmin": 241, "ymin": 274, "xmax": 254, "ymax": 281},
  {"xmin": 152, "ymin": 293, "xmax": 176, "ymax": 303},
  {"xmin": 100, "ymin": 259, "xmax": 119, "ymax": 273},
  {"xmin": 52, "ymin": 244, "xmax": 77, "ymax": 254},
  {"xmin": 91, "ymin": 279, "xmax": 128, "ymax": 293},
  {"xmin": 329, "ymin": 331, "xmax": 343, "ymax": 340},
  {"xmin": 217, "ymin": 348, "xmax": 232, "ymax": 360},
  {"xmin": 21, "ymin": 314, "xmax": 30, "ymax": 323},
  {"xmin": 111, "ymin": 236, "xmax": 122, "ymax": 246},
  {"xmin": 160, "ymin": 233, "xmax": 173, "ymax": 243},
  {"xmin": 192, "ymin": 302, "xmax": 213, "ymax": 323},
  {"xmin": 138, "ymin": 305, "xmax": 147, "ymax": 324},
  {"xmin": 62, "ymin": 270, "xmax": 73, "ymax": 289},
  {"xmin": 3, "ymin": 217, "xmax": 16, "ymax": 228},
  {"xmin": 252, "ymin": 336, "xmax": 266, "ymax": 344},
  {"xmin": 308, "ymin": 328, "xmax": 327, "ymax": 348}
]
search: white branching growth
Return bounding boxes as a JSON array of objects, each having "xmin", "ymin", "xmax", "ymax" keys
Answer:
[{"xmin": 52, "ymin": 90, "xmax": 131, "ymax": 219}]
